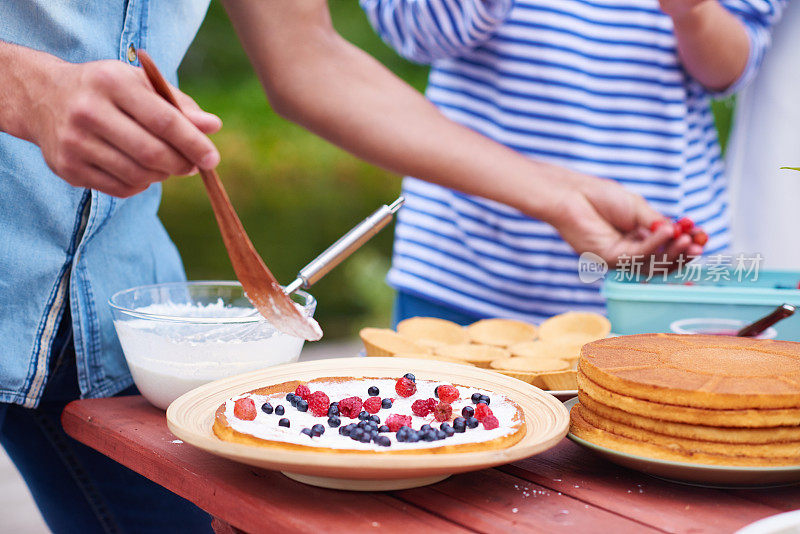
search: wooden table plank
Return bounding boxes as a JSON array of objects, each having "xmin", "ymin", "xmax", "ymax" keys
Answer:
[
  {"xmin": 499, "ymin": 440, "xmax": 786, "ymax": 534},
  {"xmin": 62, "ymin": 397, "xmax": 471, "ymax": 534},
  {"xmin": 393, "ymin": 467, "xmax": 661, "ymax": 533}
]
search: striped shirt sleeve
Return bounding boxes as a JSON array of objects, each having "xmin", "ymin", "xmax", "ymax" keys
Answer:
[
  {"xmin": 359, "ymin": 0, "xmax": 514, "ymax": 64},
  {"xmin": 717, "ymin": 0, "xmax": 787, "ymax": 96}
]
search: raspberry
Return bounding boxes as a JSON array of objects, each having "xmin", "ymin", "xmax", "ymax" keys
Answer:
[
  {"xmin": 233, "ymin": 398, "xmax": 257, "ymax": 421},
  {"xmin": 672, "ymin": 223, "xmax": 683, "ymax": 239},
  {"xmin": 482, "ymin": 415, "xmax": 500, "ymax": 430},
  {"xmin": 692, "ymin": 229, "xmax": 708, "ymax": 246},
  {"xmin": 338, "ymin": 396, "xmax": 363, "ymax": 418},
  {"xmin": 395, "ymin": 377, "xmax": 417, "ymax": 397},
  {"xmin": 412, "ymin": 398, "xmax": 434, "ymax": 417},
  {"xmin": 364, "ymin": 396, "xmax": 382, "ymax": 414},
  {"xmin": 677, "ymin": 217, "xmax": 694, "ymax": 232},
  {"xmin": 385, "ymin": 414, "xmax": 413, "ymax": 432},
  {"xmin": 437, "ymin": 385, "xmax": 459, "ymax": 404},
  {"xmin": 474, "ymin": 402, "xmax": 492, "ymax": 422},
  {"xmin": 649, "ymin": 219, "xmax": 666, "ymax": 233},
  {"xmin": 308, "ymin": 391, "xmax": 330, "ymax": 417},
  {"xmin": 294, "ymin": 384, "xmax": 311, "ymax": 400},
  {"xmin": 433, "ymin": 402, "xmax": 453, "ymax": 422}
]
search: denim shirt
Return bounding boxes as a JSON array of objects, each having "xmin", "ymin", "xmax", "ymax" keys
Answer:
[{"xmin": 0, "ymin": 0, "xmax": 210, "ymax": 407}]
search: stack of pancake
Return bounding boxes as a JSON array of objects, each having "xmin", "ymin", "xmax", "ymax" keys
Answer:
[{"xmin": 571, "ymin": 334, "xmax": 800, "ymax": 466}]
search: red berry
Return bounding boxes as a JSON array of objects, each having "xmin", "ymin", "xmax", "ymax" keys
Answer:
[
  {"xmin": 308, "ymin": 391, "xmax": 330, "ymax": 417},
  {"xmin": 692, "ymin": 230, "xmax": 708, "ymax": 246},
  {"xmin": 482, "ymin": 415, "xmax": 500, "ymax": 430},
  {"xmin": 672, "ymin": 223, "xmax": 683, "ymax": 239},
  {"xmin": 677, "ymin": 217, "xmax": 694, "ymax": 232},
  {"xmin": 649, "ymin": 219, "xmax": 666, "ymax": 233},
  {"xmin": 433, "ymin": 402, "xmax": 453, "ymax": 422},
  {"xmin": 474, "ymin": 402, "xmax": 492, "ymax": 422},
  {"xmin": 364, "ymin": 396, "xmax": 382, "ymax": 414},
  {"xmin": 412, "ymin": 398, "xmax": 434, "ymax": 417},
  {"xmin": 437, "ymin": 385, "xmax": 459, "ymax": 404},
  {"xmin": 395, "ymin": 377, "xmax": 417, "ymax": 397},
  {"xmin": 385, "ymin": 414, "xmax": 413, "ymax": 432},
  {"xmin": 233, "ymin": 398, "xmax": 257, "ymax": 421},
  {"xmin": 294, "ymin": 384, "xmax": 311, "ymax": 400},
  {"xmin": 338, "ymin": 396, "xmax": 363, "ymax": 418}
]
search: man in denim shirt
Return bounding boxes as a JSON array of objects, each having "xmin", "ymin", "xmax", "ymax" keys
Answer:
[{"xmin": 0, "ymin": 1, "xmax": 692, "ymax": 531}]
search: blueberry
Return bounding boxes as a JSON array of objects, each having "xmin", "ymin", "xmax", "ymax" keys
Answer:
[
  {"xmin": 420, "ymin": 424, "xmax": 432, "ymax": 433},
  {"xmin": 350, "ymin": 428, "xmax": 364, "ymax": 440},
  {"xmin": 397, "ymin": 426, "xmax": 411, "ymax": 439},
  {"xmin": 369, "ymin": 429, "xmax": 379, "ymax": 438},
  {"xmin": 311, "ymin": 424, "xmax": 325, "ymax": 437},
  {"xmin": 328, "ymin": 416, "xmax": 341, "ymax": 428},
  {"xmin": 279, "ymin": 418, "xmax": 290, "ymax": 428},
  {"xmin": 434, "ymin": 385, "xmax": 440, "ymax": 398},
  {"xmin": 466, "ymin": 416, "xmax": 479, "ymax": 429},
  {"xmin": 369, "ymin": 414, "xmax": 381, "ymax": 424},
  {"xmin": 375, "ymin": 436, "xmax": 391, "ymax": 447},
  {"xmin": 461, "ymin": 406, "xmax": 475, "ymax": 418},
  {"xmin": 406, "ymin": 431, "xmax": 420, "ymax": 443},
  {"xmin": 339, "ymin": 426, "xmax": 349, "ymax": 436},
  {"xmin": 480, "ymin": 395, "xmax": 491, "ymax": 406},
  {"xmin": 286, "ymin": 393, "xmax": 295, "ymax": 402},
  {"xmin": 368, "ymin": 386, "xmax": 380, "ymax": 396},
  {"xmin": 275, "ymin": 405, "xmax": 285, "ymax": 416},
  {"xmin": 301, "ymin": 428, "xmax": 313, "ymax": 437},
  {"xmin": 396, "ymin": 431, "xmax": 406, "ymax": 442},
  {"xmin": 471, "ymin": 393, "xmax": 482, "ymax": 404},
  {"xmin": 358, "ymin": 411, "xmax": 369, "ymax": 420},
  {"xmin": 403, "ymin": 373, "xmax": 416, "ymax": 383},
  {"xmin": 359, "ymin": 432, "xmax": 371, "ymax": 443},
  {"xmin": 381, "ymin": 398, "xmax": 392, "ymax": 409},
  {"xmin": 453, "ymin": 417, "xmax": 466, "ymax": 433},
  {"xmin": 441, "ymin": 423, "xmax": 455, "ymax": 437},
  {"xmin": 436, "ymin": 429, "xmax": 447, "ymax": 440},
  {"xmin": 290, "ymin": 396, "xmax": 299, "ymax": 408},
  {"xmin": 296, "ymin": 399, "xmax": 309, "ymax": 412},
  {"xmin": 379, "ymin": 425, "xmax": 390, "ymax": 433},
  {"xmin": 330, "ymin": 401, "xmax": 339, "ymax": 407},
  {"xmin": 261, "ymin": 402, "xmax": 273, "ymax": 414},
  {"xmin": 328, "ymin": 405, "xmax": 339, "ymax": 417},
  {"xmin": 423, "ymin": 430, "xmax": 437, "ymax": 442}
]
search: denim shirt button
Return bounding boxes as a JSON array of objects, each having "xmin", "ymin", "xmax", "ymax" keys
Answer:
[{"xmin": 127, "ymin": 44, "xmax": 137, "ymax": 63}]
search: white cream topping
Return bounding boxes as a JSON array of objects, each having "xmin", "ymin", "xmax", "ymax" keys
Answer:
[{"xmin": 223, "ymin": 378, "xmax": 521, "ymax": 451}]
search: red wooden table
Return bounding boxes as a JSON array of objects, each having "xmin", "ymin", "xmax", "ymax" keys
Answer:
[{"xmin": 62, "ymin": 396, "xmax": 798, "ymax": 534}]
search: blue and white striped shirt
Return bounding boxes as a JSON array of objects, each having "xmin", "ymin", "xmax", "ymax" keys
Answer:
[{"xmin": 362, "ymin": 0, "xmax": 784, "ymax": 322}]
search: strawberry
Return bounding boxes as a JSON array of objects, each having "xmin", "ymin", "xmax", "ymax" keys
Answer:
[
  {"xmin": 233, "ymin": 398, "xmax": 257, "ymax": 421},
  {"xmin": 482, "ymin": 415, "xmax": 500, "ymax": 430},
  {"xmin": 474, "ymin": 402, "xmax": 492, "ymax": 422},
  {"xmin": 338, "ymin": 396, "xmax": 363, "ymax": 418},
  {"xmin": 385, "ymin": 414, "xmax": 413, "ymax": 432},
  {"xmin": 692, "ymin": 230, "xmax": 708, "ymax": 246},
  {"xmin": 433, "ymin": 402, "xmax": 453, "ymax": 422},
  {"xmin": 363, "ymin": 396, "xmax": 382, "ymax": 414},
  {"xmin": 294, "ymin": 384, "xmax": 311, "ymax": 400},
  {"xmin": 437, "ymin": 385, "xmax": 459, "ymax": 404},
  {"xmin": 395, "ymin": 377, "xmax": 417, "ymax": 397},
  {"xmin": 677, "ymin": 217, "xmax": 694, "ymax": 233}
]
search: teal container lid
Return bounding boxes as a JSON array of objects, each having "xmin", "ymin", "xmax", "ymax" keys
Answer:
[{"xmin": 602, "ymin": 269, "xmax": 800, "ymax": 306}]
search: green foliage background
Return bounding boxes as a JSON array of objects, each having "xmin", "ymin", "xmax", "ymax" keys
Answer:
[{"xmin": 164, "ymin": 1, "xmax": 733, "ymax": 339}]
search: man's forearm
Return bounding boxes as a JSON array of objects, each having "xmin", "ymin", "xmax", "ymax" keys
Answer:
[
  {"xmin": 667, "ymin": 1, "xmax": 750, "ymax": 92},
  {"xmin": 223, "ymin": 0, "xmax": 572, "ymax": 225},
  {"xmin": 0, "ymin": 42, "xmax": 61, "ymax": 142}
]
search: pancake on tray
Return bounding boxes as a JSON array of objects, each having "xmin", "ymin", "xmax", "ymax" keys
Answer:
[
  {"xmin": 214, "ymin": 374, "xmax": 526, "ymax": 454},
  {"xmin": 466, "ymin": 319, "xmax": 537, "ymax": 347},
  {"xmin": 570, "ymin": 334, "xmax": 800, "ymax": 467},
  {"xmin": 538, "ymin": 312, "xmax": 611, "ymax": 345},
  {"xmin": 359, "ymin": 328, "xmax": 432, "ymax": 357},
  {"xmin": 396, "ymin": 317, "xmax": 469, "ymax": 348},
  {"xmin": 433, "ymin": 344, "xmax": 510, "ymax": 368}
]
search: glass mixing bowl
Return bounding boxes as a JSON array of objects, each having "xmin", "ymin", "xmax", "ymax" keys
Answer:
[{"xmin": 109, "ymin": 281, "xmax": 317, "ymax": 409}]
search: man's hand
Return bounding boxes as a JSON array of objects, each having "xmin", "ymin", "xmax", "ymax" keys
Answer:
[
  {"xmin": 549, "ymin": 173, "xmax": 702, "ymax": 269},
  {"xmin": 658, "ymin": 0, "xmax": 712, "ymax": 20},
  {"xmin": 1, "ymin": 43, "xmax": 221, "ymax": 197}
]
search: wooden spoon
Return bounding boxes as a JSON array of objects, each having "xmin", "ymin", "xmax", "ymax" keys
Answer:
[{"xmin": 137, "ymin": 50, "xmax": 321, "ymax": 341}]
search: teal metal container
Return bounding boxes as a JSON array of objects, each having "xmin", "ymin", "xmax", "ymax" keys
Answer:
[{"xmin": 603, "ymin": 269, "xmax": 800, "ymax": 341}]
